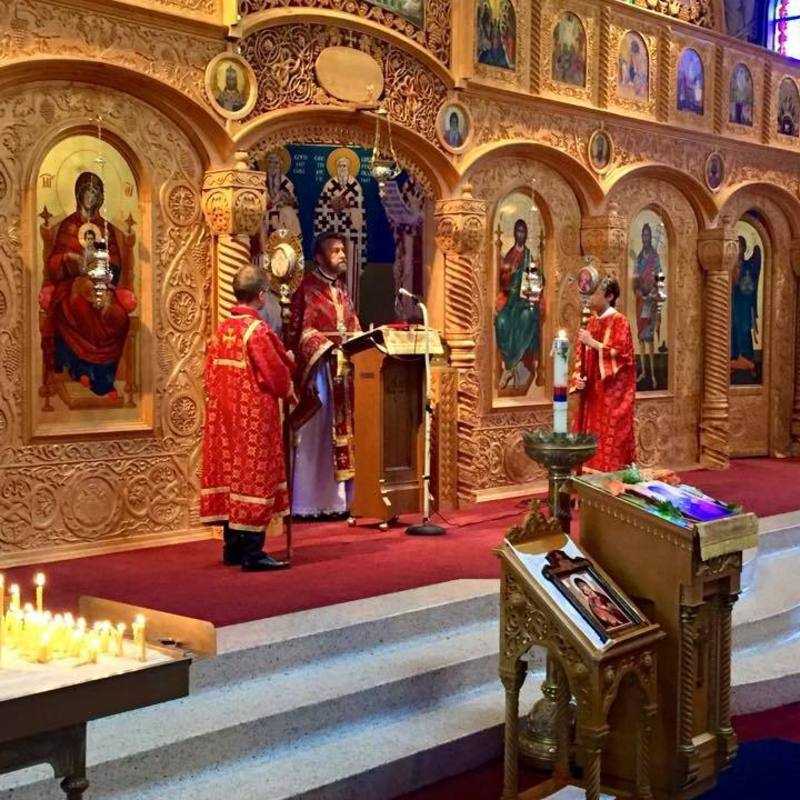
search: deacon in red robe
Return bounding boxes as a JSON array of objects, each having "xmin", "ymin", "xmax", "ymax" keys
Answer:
[
  {"xmin": 286, "ymin": 232, "xmax": 361, "ymax": 517},
  {"xmin": 570, "ymin": 278, "xmax": 636, "ymax": 472},
  {"xmin": 201, "ymin": 265, "xmax": 295, "ymax": 571}
]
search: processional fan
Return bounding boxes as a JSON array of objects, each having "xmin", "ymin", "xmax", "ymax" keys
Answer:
[{"xmin": 262, "ymin": 227, "xmax": 304, "ymax": 562}]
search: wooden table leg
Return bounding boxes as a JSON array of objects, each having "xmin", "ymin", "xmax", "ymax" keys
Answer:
[
  {"xmin": 60, "ymin": 776, "xmax": 89, "ymax": 800},
  {"xmin": 53, "ymin": 723, "xmax": 88, "ymax": 800},
  {"xmin": 501, "ymin": 659, "xmax": 528, "ymax": 800}
]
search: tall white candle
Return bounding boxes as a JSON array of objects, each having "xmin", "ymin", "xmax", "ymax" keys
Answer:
[{"xmin": 553, "ymin": 329, "xmax": 570, "ymax": 434}]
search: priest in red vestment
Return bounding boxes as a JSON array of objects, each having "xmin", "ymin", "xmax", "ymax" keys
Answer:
[
  {"xmin": 570, "ymin": 278, "xmax": 636, "ymax": 472},
  {"xmin": 286, "ymin": 232, "xmax": 361, "ymax": 517},
  {"xmin": 201, "ymin": 265, "xmax": 295, "ymax": 571}
]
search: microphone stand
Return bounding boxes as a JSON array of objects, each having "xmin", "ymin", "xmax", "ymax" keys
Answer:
[{"xmin": 403, "ymin": 293, "xmax": 445, "ymax": 536}]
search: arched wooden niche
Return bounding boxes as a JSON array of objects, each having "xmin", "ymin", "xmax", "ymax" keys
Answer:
[{"xmin": 31, "ymin": 129, "xmax": 151, "ymax": 438}]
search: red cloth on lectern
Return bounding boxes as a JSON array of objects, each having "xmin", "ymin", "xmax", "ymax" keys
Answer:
[
  {"xmin": 201, "ymin": 306, "xmax": 294, "ymax": 532},
  {"xmin": 287, "ymin": 270, "xmax": 361, "ymax": 481},
  {"xmin": 571, "ymin": 310, "xmax": 636, "ymax": 472}
]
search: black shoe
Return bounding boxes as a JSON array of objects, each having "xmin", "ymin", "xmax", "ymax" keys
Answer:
[
  {"xmin": 241, "ymin": 553, "xmax": 290, "ymax": 571},
  {"xmin": 222, "ymin": 526, "xmax": 244, "ymax": 566}
]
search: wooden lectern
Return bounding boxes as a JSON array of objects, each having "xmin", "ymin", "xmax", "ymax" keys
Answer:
[
  {"xmin": 343, "ymin": 326, "xmax": 443, "ymax": 528},
  {"xmin": 573, "ymin": 475, "xmax": 758, "ymax": 799}
]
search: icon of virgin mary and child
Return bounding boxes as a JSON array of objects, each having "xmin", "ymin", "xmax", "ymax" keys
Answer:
[{"xmin": 39, "ymin": 172, "xmax": 137, "ymax": 400}]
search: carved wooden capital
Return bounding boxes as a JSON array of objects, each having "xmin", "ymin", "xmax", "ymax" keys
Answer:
[
  {"xmin": 201, "ymin": 151, "xmax": 266, "ymax": 238},
  {"xmin": 697, "ymin": 222, "xmax": 739, "ymax": 274},
  {"xmin": 580, "ymin": 203, "xmax": 627, "ymax": 265},
  {"xmin": 434, "ymin": 184, "xmax": 487, "ymax": 258}
]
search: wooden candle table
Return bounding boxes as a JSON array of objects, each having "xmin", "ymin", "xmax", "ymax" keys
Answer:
[{"xmin": 0, "ymin": 642, "xmax": 190, "ymax": 799}]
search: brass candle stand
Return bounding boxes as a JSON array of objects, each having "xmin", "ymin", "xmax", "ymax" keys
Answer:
[{"xmin": 518, "ymin": 429, "xmax": 596, "ymax": 773}]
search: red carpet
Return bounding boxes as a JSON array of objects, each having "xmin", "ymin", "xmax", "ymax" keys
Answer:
[
  {"xmin": 681, "ymin": 458, "xmax": 800, "ymax": 518},
  {"xmin": 1, "ymin": 499, "xmax": 538, "ymax": 628},
  {"xmin": 3, "ymin": 458, "xmax": 799, "ymax": 627},
  {"xmin": 394, "ymin": 703, "xmax": 800, "ymax": 800}
]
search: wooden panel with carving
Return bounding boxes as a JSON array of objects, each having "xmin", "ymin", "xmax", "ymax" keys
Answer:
[
  {"xmin": 0, "ymin": 0, "xmax": 223, "ymax": 108},
  {"xmin": 240, "ymin": 23, "xmax": 448, "ymax": 146},
  {"xmin": 0, "ymin": 84, "xmax": 210, "ymax": 556},
  {"xmin": 237, "ymin": 0, "xmax": 453, "ymax": 67}
]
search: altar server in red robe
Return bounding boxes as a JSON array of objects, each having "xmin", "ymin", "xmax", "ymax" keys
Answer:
[
  {"xmin": 287, "ymin": 232, "xmax": 361, "ymax": 518},
  {"xmin": 571, "ymin": 278, "xmax": 636, "ymax": 472},
  {"xmin": 201, "ymin": 265, "xmax": 295, "ymax": 571}
]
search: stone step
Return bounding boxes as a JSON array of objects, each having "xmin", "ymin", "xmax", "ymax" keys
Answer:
[
  {"xmin": 0, "ymin": 581, "xmax": 541, "ymax": 800},
  {"xmin": 733, "ymin": 515, "xmax": 800, "ymax": 651},
  {"xmin": 91, "ymin": 680, "xmax": 543, "ymax": 800},
  {"xmin": 732, "ymin": 629, "xmax": 800, "ymax": 715},
  {"xmin": 197, "ymin": 579, "xmax": 499, "ymax": 690}
]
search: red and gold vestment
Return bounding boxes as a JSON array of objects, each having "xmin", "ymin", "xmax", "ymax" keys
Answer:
[
  {"xmin": 572, "ymin": 310, "xmax": 637, "ymax": 472},
  {"xmin": 287, "ymin": 270, "xmax": 361, "ymax": 482},
  {"xmin": 201, "ymin": 306, "xmax": 294, "ymax": 532}
]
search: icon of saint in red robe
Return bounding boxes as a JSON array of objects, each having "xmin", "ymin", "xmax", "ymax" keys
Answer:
[{"xmin": 40, "ymin": 172, "xmax": 136, "ymax": 399}]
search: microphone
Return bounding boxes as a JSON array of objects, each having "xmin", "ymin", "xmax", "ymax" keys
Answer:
[{"xmin": 397, "ymin": 287, "xmax": 421, "ymax": 304}]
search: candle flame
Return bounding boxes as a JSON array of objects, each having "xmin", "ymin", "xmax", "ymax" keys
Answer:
[
  {"xmin": 34, "ymin": 572, "xmax": 45, "ymax": 587},
  {"xmin": 9, "ymin": 583, "xmax": 18, "ymax": 594},
  {"xmin": 135, "ymin": 614, "xmax": 146, "ymax": 626},
  {"xmin": 557, "ymin": 328, "xmax": 568, "ymax": 339}
]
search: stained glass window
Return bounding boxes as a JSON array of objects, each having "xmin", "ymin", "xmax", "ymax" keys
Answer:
[{"xmin": 771, "ymin": 0, "xmax": 800, "ymax": 58}]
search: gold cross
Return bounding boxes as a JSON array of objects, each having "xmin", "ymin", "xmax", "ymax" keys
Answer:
[{"xmin": 221, "ymin": 329, "xmax": 237, "ymax": 348}]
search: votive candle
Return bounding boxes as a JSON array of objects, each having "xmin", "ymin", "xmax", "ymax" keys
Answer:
[{"xmin": 34, "ymin": 573, "xmax": 45, "ymax": 614}]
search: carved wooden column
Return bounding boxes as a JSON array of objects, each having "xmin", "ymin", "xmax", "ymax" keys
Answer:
[
  {"xmin": 201, "ymin": 151, "xmax": 266, "ymax": 323},
  {"xmin": 636, "ymin": 704, "xmax": 657, "ymax": 800},
  {"xmin": 789, "ymin": 240, "xmax": 800, "ymax": 455},
  {"xmin": 580, "ymin": 202, "xmax": 627, "ymax": 277},
  {"xmin": 678, "ymin": 603, "xmax": 700, "ymax": 786},
  {"xmin": 434, "ymin": 186, "xmax": 486, "ymax": 503},
  {"xmin": 715, "ymin": 593, "xmax": 739, "ymax": 766},
  {"xmin": 580, "ymin": 727, "xmax": 608, "ymax": 800},
  {"xmin": 697, "ymin": 223, "xmax": 739, "ymax": 469},
  {"xmin": 500, "ymin": 659, "xmax": 528, "ymax": 800}
]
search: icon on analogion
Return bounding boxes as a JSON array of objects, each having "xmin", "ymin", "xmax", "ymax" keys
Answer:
[{"xmin": 36, "ymin": 134, "xmax": 139, "ymax": 420}]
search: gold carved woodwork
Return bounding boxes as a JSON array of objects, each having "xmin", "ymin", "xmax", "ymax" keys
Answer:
[
  {"xmin": 434, "ymin": 185, "xmax": 486, "ymax": 502},
  {"xmin": 201, "ymin": 152, "xmax": 267, "ymax": 321},
  {"xmin": 0, "ymin": 1, "xmax": 224, "ymax": 109},
  {"xmin": 575, "ymin": 479, "xmax": 746, "ymax": 797},
  {"xmin": 430, "ymin": 365, "xmax": 459, "ymax": 511},
  {"xmin": 580, "ymin": 204, "xmax": 626, "ymax": 269},
  {"xmin": 237, "ymin": 0, "xmax": 453, "ymax": 67},
  {"xmin": 498, "ymin": 507, "xmax": 663, "ymax": 800},
  {"xmin": 697, "ymin": 221, "xmax": 739, "ymax": 468},
  {"xmin": 239, "ymin": 23, "xmax": 448, "ymax": 146},
  {"xmin": 0, "ymin": 84, "xmax": 209, "ymax": 559}
]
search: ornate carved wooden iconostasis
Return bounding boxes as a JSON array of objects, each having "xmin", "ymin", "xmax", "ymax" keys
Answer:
[{"xmin": 1, "ymin": 0, "xmax": 800, "ymax": 565}]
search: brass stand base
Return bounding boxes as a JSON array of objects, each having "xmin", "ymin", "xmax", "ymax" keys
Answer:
[{"xmin": 519, "ymin": 429, "xmax": 597, "ymax": 770}]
